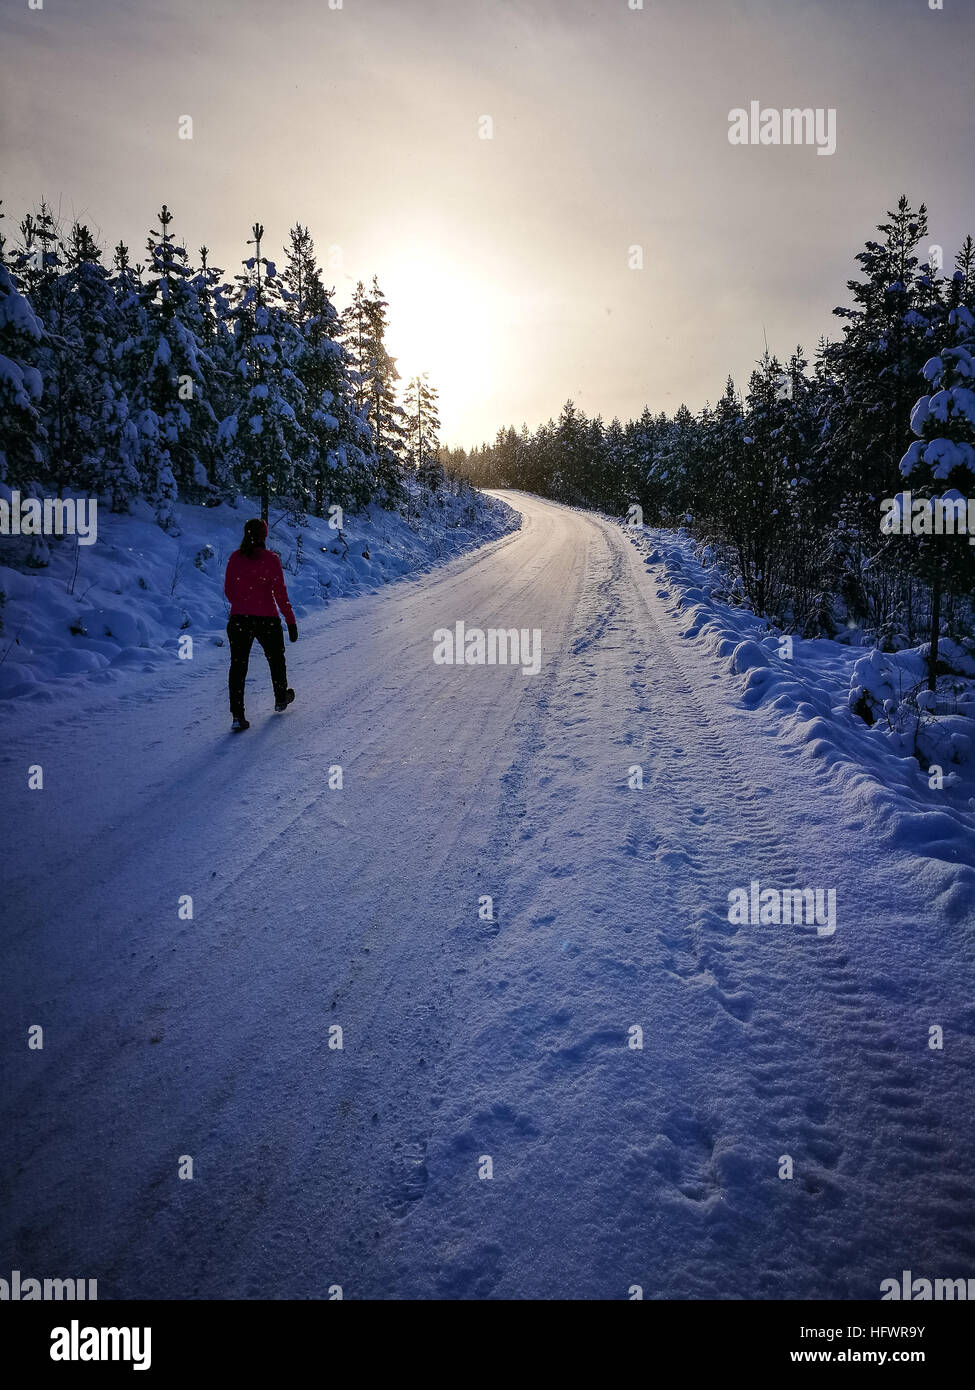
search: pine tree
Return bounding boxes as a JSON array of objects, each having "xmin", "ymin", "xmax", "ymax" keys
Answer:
[
  {"xmin": 343, "ymin": 277, "xmax": 407, "ymax": 504},
  {"xmin": 624, "ymin": 407, "xmax": 660, "ymax": 520},
  {"xmin": 550, "ymin": 400, "xmax": 589, "ymax": 504},
  {"xmin": 824, "ymin": 196, "xmax": 942, "ymax": 622},
  {"xmin": 777, "ymin": 348, "xmax": 833, "ymax": 632},
  {"xmin": 218, "ymin": 222, "xmax": 307, "ymax": 522},
  {"xmin": 898, "ymin": 304, "xmax": 975, "ymax": 688},
  {"xmin": 945, "ymin": 236, "xmax": 975, "ymax": 315},
  {"xmin": 62, "ymin": 221, "xmax": 136, "ymax": 508},
  {"xmin": 404, "ymin": 373, "xmax": 442, "ymax": 491},
  {"xmin": 282, "ymin": 225, "xmax": 371, "ymax": 514},
  {"xmin": 584, "ymin": 415, "xmax": 608, "ymax": 507},
  {"xmin": 119, "ymin": 206, "xmax": 219, "ymax": 527},
  {"xmin": 189, "ymin": 246, "xmax": 234, "ymax": 497},
  {"xmin": 106, "ymin": 241, "xmax": 147, "ymax": 511},
  {"xmin": 698, "ymin": 377, "xmax": 745, "ymax": 537},
  {"xmin": 16, "ymin": 203, "xmax": 74, "ymax": 494},
  {"xmin": 488, "ymin": 425, "xmax": 520, "ymax": 488},
  {"xmin": 0, "ymin": 203, "xmax": 44, "ymax": 489},
  {"xmin": 734, "ymin": 353, "xmax": 796, "ymax": 616},
  {"xmin": 603, "ymin": 417, "xmax": 629, "ymax": 515}
]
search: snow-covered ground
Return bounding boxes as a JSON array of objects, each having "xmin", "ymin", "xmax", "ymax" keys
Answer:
[
  {"xmin": 1, "ymin": 491, "xmax": 974, "ymax": 1300},
  {"xmin": 627, "ymin": 524, "xmax": 975, "ymax": 899},
  {"xmin": 0, "ymin": 482, "xmax": 518, "ymax": 704}
]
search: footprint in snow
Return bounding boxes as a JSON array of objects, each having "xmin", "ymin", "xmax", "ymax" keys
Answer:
[{"xmin": 383, "ymin": 1139, "xmax": 429, "ymax": 1218}]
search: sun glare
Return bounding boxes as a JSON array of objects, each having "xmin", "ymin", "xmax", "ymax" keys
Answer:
[{"xmin": 382, "ymin": 253, "xmax": 498, "ymax": 443}]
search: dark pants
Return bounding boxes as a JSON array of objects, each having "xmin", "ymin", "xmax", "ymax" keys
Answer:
[{"xmin": 227, "ymin": 615, "xmax": 288, "ymax": 716}]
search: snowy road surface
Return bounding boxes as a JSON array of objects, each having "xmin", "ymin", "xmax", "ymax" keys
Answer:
[{"xmin": 3, "ymin": 491, "xmax": 974, "ymax": 1300}]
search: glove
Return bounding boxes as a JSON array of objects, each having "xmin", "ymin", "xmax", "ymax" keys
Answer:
[{"xmin": 288, "ymin": 623, "xmax": 298, "ymax": 643}]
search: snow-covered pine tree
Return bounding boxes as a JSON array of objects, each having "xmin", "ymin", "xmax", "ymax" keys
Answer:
[
  {"xmin": 281, "ymin": 223, "xmax": 319, "ymax": 324},
  {"xmin": 343, "ymin": 277, "xmax": 407, "ymax": 505},
  {"xmin": 734, "ymin": 353, "xmax": 796, "ymax": 618},
  {"xmin": 123, "ymin": 206, "xmax": 219, "ymax": 527},
  {"xmin": 188, "ymin": 246, "xmax": 234, "ymax": 497},
  {"xmin": 0, "ymin": 203, "xmax": 44, "ymax": 491},
  {"xmin": 219, "ymin": 222, "xmax": 307, "ymax": 522},
  {"xmin": 824, "ymin": 197, "xmax": 943, "ymax": 624},
  {"xmin": 341, "ymin": 279, "xmax": 370, "ymax": 417},
  {"xmin": 771, "ymin": 348, "xmax": 824, "ymax": 631},
  {"xmin": 696, "ymin": 376, "xmax": 745, "ymax": 542},
  {"xmin": 550, "ymin": 400, "xmax": 590, "ymax": 504},
  {"xmin": 282, "ymin": 225, "xmax": 372, "ymax": 514},
  {"xmin": 623, "ymin": 406, "xmax": 660, "ymax": 521},
  {"xmin": 530, "ymin": 418, "xmax": 559, "ymax": 497},
  {"xmin": 104, "ymin": 241, "xmax": 148, "ymax": 512},
  {"xmin": 61, "ymin": 221, "xmax": 138, "ymax": 510},
  {"xmin": 486, "ymin": 425, "xmax": 520, "ymax": 489},
  {"xmin": 649, "ymin": 404, "xmax": 698, "ymax": 527},
  {"xmin": 945, "ymin": 237, "xmax": 975, "ymax": 316},
  {"xmin": 898, "ymin": 303, "xmax": 975, "ymax": 688},
  {"xmin": 190, "ymin": 246, "xmax": 230, "ymax": 349},
  {"xmin": 403, "ymin": 373, "xmax": 442, "ymax": 492},
  {"xmin": 602, "ymin": 417, "xmax": 629, "ymax": 515},
  {"xmin": 15, "ymin": 203, "xmax": 73, "ymax": 497},
  {"xmin": 584, "ymin": 415, "xmax": 608, "ymax": 508},
  {"xmin": 15, "ymin": 201, "xmax": 60, "ymax": 305}
]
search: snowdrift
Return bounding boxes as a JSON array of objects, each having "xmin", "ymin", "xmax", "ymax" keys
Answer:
[{"xmin": 627, "ymin": 524, "xmax": 975, "ymax": 899}]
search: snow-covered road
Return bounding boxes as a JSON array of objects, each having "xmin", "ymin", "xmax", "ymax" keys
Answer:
[{"xmin": 3, "ymin": 491, "xmax": 974, "ymax": 1299}]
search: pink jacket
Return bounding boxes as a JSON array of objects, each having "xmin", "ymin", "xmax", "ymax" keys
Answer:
[{"xmin": 224, "ymin": 547, "xmax": 296, "ymax": 625}]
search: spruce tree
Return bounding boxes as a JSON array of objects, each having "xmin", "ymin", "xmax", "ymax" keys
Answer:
[
  {"xmin": 898, "ymin": 304, "xmax": 975, "ymax": 688},
  {"xmin": 219, "ymin": 222, "xmax": 307, "ymax": 522},
  {"xmin": 404, "ymin": 373, "xmax": 442, "ymax": 491},
  {"xmin": 283, "ymin": 225, "xmax": 371, "ymax": 514},
  {"xmin": 343, "ymin": 278, "xmax": 407, "ymax": 505},
  {"xmin": 16, "ymin": 203, "xmax": 73, "ymax": 494},
  {"xmin": 115, "ymin": 207, "xmax": 217, "ymax": 527},
  {"xmin": 62, "ymin": 221, "xmax": 136, "ymax": 508},
  {"xmin": 824, "ymin": 197, "xmax": 942, "ymax": 621},
  {"xmin": 0, "ymin": 204, "xmax": 44, "ymax": 490},
  {"xmin": 189, "ymin": 246, "xmax": 234, "ymax": 497}
]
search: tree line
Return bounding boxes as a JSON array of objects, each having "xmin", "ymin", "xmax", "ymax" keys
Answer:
[
  {"xmin": 450, "ymin": 198, "xmax": 975, "ymax": 685},
  {"xmin": 0, "ymin": 200, "xmax": 447, "ymax": 535}
]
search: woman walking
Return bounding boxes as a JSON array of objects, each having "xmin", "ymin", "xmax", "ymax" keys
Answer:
[{"xmin": 223, "ymin": 518, "xmax": 298, "ymax": 731}]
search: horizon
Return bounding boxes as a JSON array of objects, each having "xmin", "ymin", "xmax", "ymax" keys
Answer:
[{"xmin": 3, "ymin": 0, "xmax": 973, "ymax": 447}]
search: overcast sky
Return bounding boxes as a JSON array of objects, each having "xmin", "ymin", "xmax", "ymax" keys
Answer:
[{"xmin": 2, "ymin": 0, "xmax": 972, "ymax": 445}]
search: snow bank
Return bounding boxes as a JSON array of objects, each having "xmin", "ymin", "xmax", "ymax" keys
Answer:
[
  {"xmin": 0, "ymin": 483, "xmax": 519, "ymax": 704},
  {"xmin": 626, "ymin": 523, "xmax": 975, "ymax": 896}
]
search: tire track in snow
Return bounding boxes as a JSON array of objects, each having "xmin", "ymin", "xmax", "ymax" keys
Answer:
[
  {"xmin": 3, "ymin": 494, "xmax": 974, "ymax": 1299},
  {"xmin": 611, "ymin": 516, "xmax": 975, "ymax": 1291}
]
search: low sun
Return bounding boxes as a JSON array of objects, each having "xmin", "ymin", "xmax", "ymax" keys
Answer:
[{"xmin": 381, "ymin": 252, "xmax": 499, "ymax": 441}]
